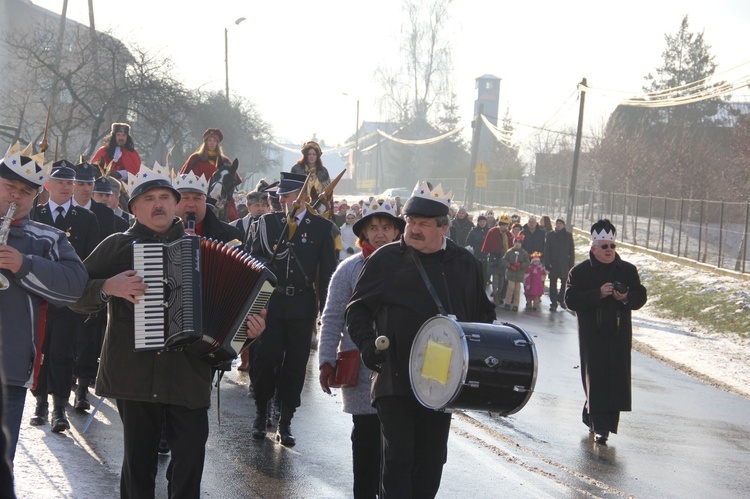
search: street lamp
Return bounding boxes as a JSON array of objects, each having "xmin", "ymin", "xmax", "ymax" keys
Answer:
[
  {"xmin": 342, "ymin": 93, "xmax": 360, "ymax": 186},
  {"xmin": 225, "ymin": 17, "xmax": 246, "ymax": 101}
]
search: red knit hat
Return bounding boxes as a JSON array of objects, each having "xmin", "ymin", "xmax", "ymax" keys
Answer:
[{"xmin": 203, "ymin": 128, "xmax": 223, "ymax": 142}]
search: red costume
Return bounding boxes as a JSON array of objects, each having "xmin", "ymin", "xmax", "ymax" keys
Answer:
[
  {"xmin": 91, "ymin": 146, "xmax": 141, "ymax": 176},
  {"xmin": 481, "ymin": 226, "xmax": 508, "ymax": 255}
]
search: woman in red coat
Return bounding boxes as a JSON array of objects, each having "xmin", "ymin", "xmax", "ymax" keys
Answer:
[{"xmin": 180, "ymin": 128, "xmax": 240, "ymax": 221}]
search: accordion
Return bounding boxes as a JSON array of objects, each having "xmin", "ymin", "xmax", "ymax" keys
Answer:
[{"xmin": 132, "ymin": 236, "xmax": 276, "ymax": 365}]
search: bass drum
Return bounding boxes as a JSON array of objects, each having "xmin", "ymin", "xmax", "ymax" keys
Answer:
[{"xmin": 408, "ymin": 315, "xmax": 537, "ymax": 415}]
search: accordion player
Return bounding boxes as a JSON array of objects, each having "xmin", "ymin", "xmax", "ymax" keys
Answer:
[{"xmin": 132, "ymin": 236, "xmax": 276, "ymax": 366}]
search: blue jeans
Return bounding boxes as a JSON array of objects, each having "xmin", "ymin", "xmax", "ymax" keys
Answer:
[{"xmin": 2, "ymin": 384, "xmax": 27, "ymax": 462}]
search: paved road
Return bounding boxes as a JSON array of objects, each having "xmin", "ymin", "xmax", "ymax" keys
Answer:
[{"xmin": 12, "ymin": 302, "xmax": 750, "ymax": 498}]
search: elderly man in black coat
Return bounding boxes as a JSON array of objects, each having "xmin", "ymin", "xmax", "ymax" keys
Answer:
[
  {"xmin": 564, "ymin": 219, "xmax": 647, "ymax": 445},
  {"xmin": 347, "ymin": 181, "xmax": 495, "ymax": 498}
]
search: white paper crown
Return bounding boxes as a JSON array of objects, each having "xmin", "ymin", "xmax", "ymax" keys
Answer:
[
  {"xmin": 173, "ymin": 171, "xmax": 209, "ymax": 195},
  {"xmin": 591, "ymin": 228, "xmax": 616, "ymax": 242},
  {"xmin": 411, "ymin": 181, "xmax": 452, "ymax": 207},
  {"xmin": 126, "ymin": 161, "xmax": 171, "ymax": 197},
  {"xmin": 361, "ymin": 197, "xmax": 399, "ymax": 219},
  {"xmin": 1, "ymin": 142, "xmax": 49, "ymax": 189}
]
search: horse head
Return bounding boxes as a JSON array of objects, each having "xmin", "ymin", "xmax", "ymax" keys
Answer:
[{"xmin": 208, "ymin": 158, "xmax": 240, "ymax": 221}]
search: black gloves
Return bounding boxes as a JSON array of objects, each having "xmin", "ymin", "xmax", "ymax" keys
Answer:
[
  {"xmin": 346, "ymin": 247, "xmax": 355, "ymax": 254},
  {"xmin": 360, "ymin": 342, "xmax": 383, "ymax": 373}
]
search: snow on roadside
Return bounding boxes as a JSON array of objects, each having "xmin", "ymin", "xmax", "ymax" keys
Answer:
[{"xmin": 616, "ymin": 247, "xmax": 750, "ymax": 399}]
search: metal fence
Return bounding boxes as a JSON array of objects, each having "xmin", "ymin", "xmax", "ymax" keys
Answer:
[{"xmin": 435, "ymin": 178, "xmax": 750, "ymax": 274}]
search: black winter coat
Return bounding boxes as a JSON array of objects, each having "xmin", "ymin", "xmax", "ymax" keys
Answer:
[
  {"xmin": 543, "ymin": 228, "xmax": 575, "ymax": 276},
  {"xmin": 564, "ymin": 252, "xmax": 647, "ymax": 413},
  {"xmin": 346, "ymin": 237, "xmax": 496, "ymax": 402}
]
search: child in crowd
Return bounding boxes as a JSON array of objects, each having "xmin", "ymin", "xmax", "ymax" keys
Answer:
[
  {"xmin": 502, "ymin": 238, "xmax": 530, "ymax": 311},
  {"xmin": 524, "ymin": 252, "xmax": 546, "ymax": 310}
]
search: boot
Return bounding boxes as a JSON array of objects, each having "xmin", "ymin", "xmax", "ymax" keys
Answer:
[
  {"xmin": 157, "ymin": 425, "xmax": 170, "ymax": 454},
  {"xmin": 51, "ymin": 396, "xmax": 70, "ymax": 433},
  {"xmin": 29, "ymin": 395, "xmax": 49, "ymax": 426},
  {"xmin": 74, "ymin": 378, "xmax": 91, "ymax": 412},
  {"xmin": 276, "ymin": 404, "xmax": 296, "ymax": 447},
  {"xmin": 252, "ymin": 406, "xmax": 267, "ymax": 440}
]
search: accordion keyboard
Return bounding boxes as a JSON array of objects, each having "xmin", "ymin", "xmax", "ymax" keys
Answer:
[
  {"xmin": 133, "ymin": 243, "xmax": 167, "ymax": 350},
  {"xmin": 229, "ymin": 280, "xmax": 275, "ymax": 354}
]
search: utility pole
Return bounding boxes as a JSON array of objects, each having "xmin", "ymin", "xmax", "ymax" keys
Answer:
[
  {"xmin": 566, "ymin": 78, "xmax": 587, "ymax": 228},
  {"xmin": 465, "ymin": 104, "xmax": 484, "ymax": 210},
  {"xmin": 88, "ymin": 0, "xmax": 98, "ymax": 67}
]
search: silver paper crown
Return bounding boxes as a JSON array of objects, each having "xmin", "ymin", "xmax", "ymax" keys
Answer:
[
  {"xmin": 410, "ymin": 180, "xmax": 452, "ymax": 207},
  {"xmin": 173, "ymin": 170, "xmax": 209, "ymax": 195},
  {"xmin": 591, "ymin": 228, "xmax": 616, "ymax": 242},
  {"xmin": 126, "ymin": 162, "xmax": 171, "ymax": 197}
]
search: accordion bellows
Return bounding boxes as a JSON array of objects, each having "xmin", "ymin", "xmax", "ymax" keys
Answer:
[{"xmin": 133, "ymin": 237, "xmax": 277, "ymax": 366}]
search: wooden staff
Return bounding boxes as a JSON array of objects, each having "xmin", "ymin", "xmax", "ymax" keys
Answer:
[
  {"xmin": 39, "ymin": 106, "xmax": 51, "ymax": 153},
  {"xmin": 268, "ymin": 173, "xmax": 312, "ymax": 263}
]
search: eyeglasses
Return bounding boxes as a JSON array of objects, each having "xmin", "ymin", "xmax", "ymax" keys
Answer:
[{"xmin": 599, "ymin": 243, "xmax": 616, "ymax": 250}]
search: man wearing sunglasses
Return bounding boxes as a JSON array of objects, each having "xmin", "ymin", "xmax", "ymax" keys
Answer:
[{"xmin": 564, "ymin": 219, "xmax": 648, "ymax": 445}]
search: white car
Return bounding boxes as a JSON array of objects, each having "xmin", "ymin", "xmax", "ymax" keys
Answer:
[{"xmin": 377, "ymin": 187, "xmax": 412, "ymax": 200}]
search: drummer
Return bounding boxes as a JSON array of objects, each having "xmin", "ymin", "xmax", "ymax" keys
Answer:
[{"xmin": 346, "ymin": 181, "xmax": 495, "ymax": 498}]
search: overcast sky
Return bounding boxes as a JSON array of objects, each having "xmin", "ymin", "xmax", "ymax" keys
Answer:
[{"xmin": 30, "ymin": 0, "xmax": 750, "ymax": 154}]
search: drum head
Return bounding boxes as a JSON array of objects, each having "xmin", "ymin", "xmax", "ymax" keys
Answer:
[{"xmin": 409, "ymin": 316, "xmax": 469, "ymax": 410}]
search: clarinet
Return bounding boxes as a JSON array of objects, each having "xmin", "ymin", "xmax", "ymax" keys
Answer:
[{"xmin": 0, "ymin": 202, "xmax": 18, "ymax": 290}]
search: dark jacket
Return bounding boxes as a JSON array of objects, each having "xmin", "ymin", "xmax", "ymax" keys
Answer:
[
  {"xmin": 250, "ymin": 210, "xmax": 337, "ymax": 319},
  {"xmin": 449, "ymin": 217, "xmax": 474, "ymax": 246},
  {"xmin": 34, "ymin": 203, "xmax": 100, "ymax": 259},
  {"xmin": 465, "ymin": 224, "xmax": 489, "ymax": 260},
  {"xmin": 521, "ymin": 225, "xmax": 546, "ymax": 255},
  {"xmin": 543, "ymin": 228, "xmax": 575, "ymax": 276},
  {"xmin": 198, "ymin": 206, "xmax": 242, "ymax": 243},
  {"xmin": 346, "ymin": 237, "xmax": 496, "ymax": 402},
  {"xmin": 70, "ymin": 218, "xmax": 213, "ymax": 409},
  {"xmin": 564, "ymin": 252, "xmax": 647, "ymax": 413}
]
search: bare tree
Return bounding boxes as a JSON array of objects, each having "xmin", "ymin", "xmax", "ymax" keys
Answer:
[{"xmin": 377, "ymin": 0, "xmax": 455, "ymax": 125}]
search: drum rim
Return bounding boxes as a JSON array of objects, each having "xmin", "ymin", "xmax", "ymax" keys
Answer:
[
  {"xmin": 409, "ymin": 315, "xmax": 469, "ymax": 411},
  {"xmin": 494, "ymin": 321, "xmax": 539, "ymax": 415}
]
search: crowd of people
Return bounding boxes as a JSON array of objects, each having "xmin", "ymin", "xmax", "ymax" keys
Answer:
[{"xmin": 0, "ymin": 122, "xmax": 647, "ymax": 498}]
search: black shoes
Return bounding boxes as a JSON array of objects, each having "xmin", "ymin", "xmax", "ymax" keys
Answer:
[
  {"xmin": 157, "ymin": 433, "xmax": 170, "ymax": 454},
  {"xmin": 51, "ymin": 407, "xmax": 70, "ymax": 433},
  {"xmin": 594, "ymin": 432, "xmax": 609, "ymax": 444},
  {"xmin": 29, "ymin": 398, "xmax": 49, "ymax": 426},
  {"xmin": 74, "ymin": 380, "xmax": 91, "ymax": 412},
  {"xmin": 550, "ymin": 303, "xmax": 558, "ymax": 312},
  {"xmin": 252, "ymin": 411, "xmax": 267, "ymax": 440},
  {"xmin": 276, "ymin": 423, "xmax": 295, "ymax": 447}
]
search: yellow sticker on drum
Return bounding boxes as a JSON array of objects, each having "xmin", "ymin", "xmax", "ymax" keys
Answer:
[{"xmin": 421, "ymin": 340, "xmax": 453, "ymax": 385}]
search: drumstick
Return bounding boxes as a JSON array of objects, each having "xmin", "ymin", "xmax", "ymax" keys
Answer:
[{"xmin": 375, "ymin": 335, "xmax": 389, "ymax": 352}]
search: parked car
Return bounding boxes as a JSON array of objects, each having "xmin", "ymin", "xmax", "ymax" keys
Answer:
[{"xmin": 377, "ymin": 187, "xmax": 412, "ymax": 200}]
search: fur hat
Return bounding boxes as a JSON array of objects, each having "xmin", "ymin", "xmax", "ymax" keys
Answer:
[
  {"xmin": 111, "ymin": 123, "xmax": 130, "ymax": 135},
  {"xmin": 202, "ymin": 128, "xmax": 223, "ymax": 142},
  {"xmin": 301, "ymin": 140, "xmax": 322, "ymax": 156}
]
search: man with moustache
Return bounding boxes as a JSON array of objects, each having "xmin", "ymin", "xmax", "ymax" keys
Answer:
[
  {"xmin": 30, "ymin": 164, "xmax": 100, "ymax": 430},
  {"xmin": 346, "ymin": 181, "xmax": 495, "ymax": 498},
  {"xmin": 70, "ymin": 163, "xmax": 267, "ymax": 497},
  {"xmin": 564, "ymin": 219, "xmax": 647, "ymax": 445}
]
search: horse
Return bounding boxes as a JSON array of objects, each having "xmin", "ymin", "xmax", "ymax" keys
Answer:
[{"xmin": 208, "ymin": 158, "xmax": 241, "ymax": 222}]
